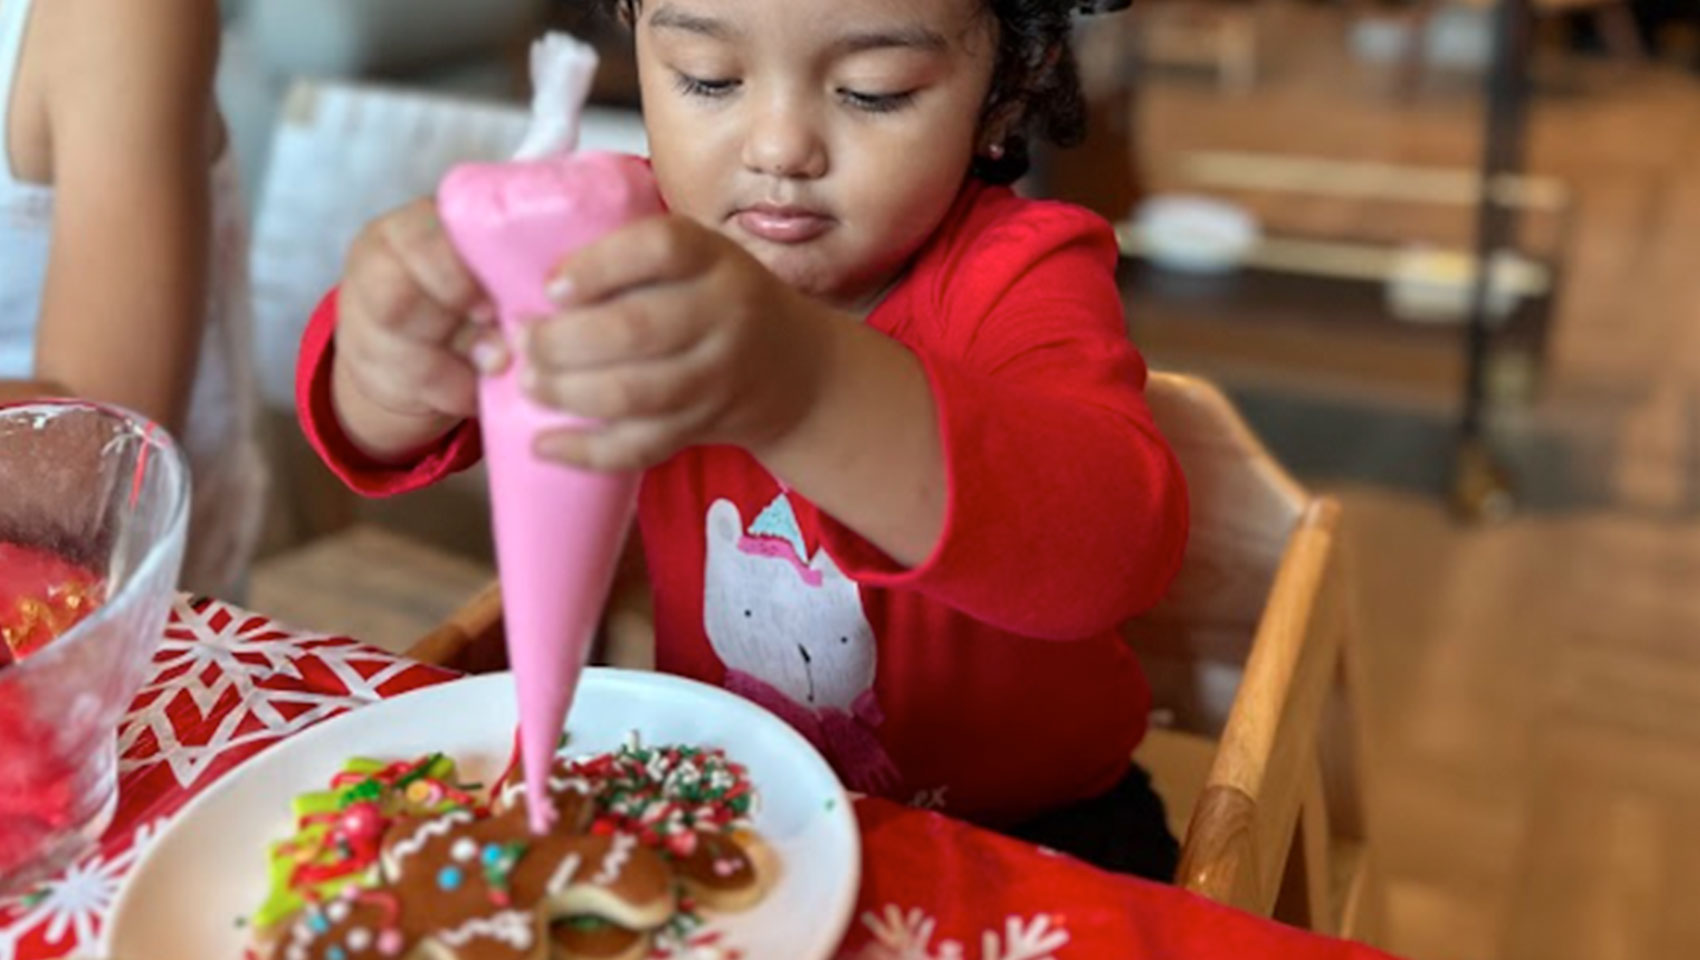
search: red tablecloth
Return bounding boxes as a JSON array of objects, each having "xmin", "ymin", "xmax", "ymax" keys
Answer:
[{"xmin": 0, "ymin": 598, "xmax": 1398, "ymax": 960}]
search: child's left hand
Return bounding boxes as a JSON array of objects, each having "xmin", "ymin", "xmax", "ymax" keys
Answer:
[{"xmin": 522, "ymin": 215, "xmax": 833, "ymax": 471}]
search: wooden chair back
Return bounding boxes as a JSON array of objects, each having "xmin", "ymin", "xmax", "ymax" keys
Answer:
[{"xmin": 1132, "ymin": 372, "xmax": 1381, "ymax": 941}]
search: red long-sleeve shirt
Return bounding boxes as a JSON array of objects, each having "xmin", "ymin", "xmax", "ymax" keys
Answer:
[{"xmin": 297, "ymin": 179, "xmax": 1188, "ymax": 825}]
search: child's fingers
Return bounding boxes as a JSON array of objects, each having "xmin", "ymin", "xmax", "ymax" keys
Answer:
[
  {"xmin": 450, "ymin": 321, "xmax": 511, "ymax": 376},
  {"xmin": 522, "ymin": 352, "xmax": 714, "ymax": 422},
  {"xmin": 546, "ymin": 215, "xmax": 713, "ymax": 308},
  {"xmin": 532, "ymin": 412, "xmax": 700, "ymax": 473},
  {"xmin": 391, "ymin": 339, "xmax": 481, "ymax": 418},
  {"xmin": 378, "ymin": 198, "xmax": 491, "ymax": 318},
  {"xmin": 346, "ymin": 252, "xmax": 477, "ymax": 347},
  {"xmin": 525, "ymin": 289, "xmax": 700, "ymax": 372},
  {"xmin": 340, "ymin": 315, "xmax": 481, "ymax": 419}
]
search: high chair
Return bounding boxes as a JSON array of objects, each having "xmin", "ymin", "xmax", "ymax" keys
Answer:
[
  {"xmin": 402, "ymin": 373, "xmax": 1382, "ymax": 944},
  {"xmin": 1129, "ymin": 372, "xmax": 1382, "ymax": 942}
]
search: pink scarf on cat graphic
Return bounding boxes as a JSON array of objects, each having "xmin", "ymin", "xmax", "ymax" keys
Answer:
[{"xmin": 723, "ymin": 669, "xmax": 902, "ymax": 795}]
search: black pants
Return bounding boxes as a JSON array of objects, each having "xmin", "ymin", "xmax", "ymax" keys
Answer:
[{"xmin": 1002, "ymin": 764, "xmax": 1180, "ymax": 882}]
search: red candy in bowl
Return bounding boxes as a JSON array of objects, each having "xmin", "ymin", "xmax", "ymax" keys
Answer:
[{"xmin": 0, "ymin": 401, "xmax": 187, "ymax": 895}]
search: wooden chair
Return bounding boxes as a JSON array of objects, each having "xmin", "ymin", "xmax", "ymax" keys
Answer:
[
  {"xmin": 1130, "ymin": 372, "xmax": 1382, "ymax": 942},
  {"xmin": 403, "ymin": 372, "xmax": 1382, "ymax": 944},
  {"xmin": 405, "ymin": 578, "xmax": 506, "ymax": 673},
  {"xmin": 402, "ymin": 534, "xmax": 652, "ymax": 673}
]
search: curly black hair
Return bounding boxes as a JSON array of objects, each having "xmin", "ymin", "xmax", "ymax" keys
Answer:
[{"xmin": 591, "ymin": 0, "xmax": 1130, "ymax": 184}]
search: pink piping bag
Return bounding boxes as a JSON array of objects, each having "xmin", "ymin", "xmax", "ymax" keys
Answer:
[{"xmin": 436, "ymin": 34, "xmax": 664, "ymax": 834}]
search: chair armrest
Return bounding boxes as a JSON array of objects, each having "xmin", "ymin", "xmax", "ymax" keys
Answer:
[{"xmin": 406, "ymin": 579, "xmax": 505, "ymax": 672}]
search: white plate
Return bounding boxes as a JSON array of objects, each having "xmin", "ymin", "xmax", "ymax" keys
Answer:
[{"xmin": 104, "ymin": 669, "xmax": 859, "ymax": 959}]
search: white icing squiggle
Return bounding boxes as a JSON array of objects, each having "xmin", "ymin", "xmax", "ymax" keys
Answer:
[
  {"xmin": 383, "ymin": 810, "xmax": 473, "ymax": 875},
  {"xmin": 592, "ymin": 832, "xmax": 637, "ymax": 886},
  {"xmin": 546, "ymin": 852, "xmax": 583, "ymax": 895},
  {"xmin": 436, "ymin": 909, "xmax": 535, "ymax": 949},
  {"xmin": 498, "ymin": 774, "xmax": 596, "ymax": 810}
]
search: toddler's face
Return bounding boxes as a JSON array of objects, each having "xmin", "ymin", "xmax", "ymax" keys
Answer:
[{"xmin": 633, "ymin": 0, "xmax": 997, "ymax": 311}]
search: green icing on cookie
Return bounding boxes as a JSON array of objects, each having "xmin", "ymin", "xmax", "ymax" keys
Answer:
[{"xmin": 253, "ymin": 754, "xmax": 469, "ymax": 932}]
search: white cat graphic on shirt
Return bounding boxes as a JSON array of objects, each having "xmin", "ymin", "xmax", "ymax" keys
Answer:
[{"xmin": 702, "ymin": 495, "xmax": 900, "ymax": 793}]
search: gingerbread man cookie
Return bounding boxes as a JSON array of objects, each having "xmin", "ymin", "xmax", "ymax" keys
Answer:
[
  {"xmin": 671, "ymin": 828, "xmax": 772, "ymax": 913},
  {"xmin": 269, "ymin": 882, "xmax": 547, "ymax": 960},
  {"xmin": 381, "ymin": 806, "xmax": 676, "ymax": 934},
  {"xmin": 549, "ymin": 916, "xmax": 651, "ymax": 960}
]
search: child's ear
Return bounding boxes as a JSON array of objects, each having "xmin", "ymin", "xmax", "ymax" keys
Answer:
[{"xmin": 978, "ymin": 104, "xmax": 1020, "ymax": 159}]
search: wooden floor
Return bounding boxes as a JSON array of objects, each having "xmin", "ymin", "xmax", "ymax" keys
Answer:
[
  {"xmin": 249, "ymin": 6, "xmax": 1700, "ymax": 958},
  {"xmin": 1342, "ymin": 487, "xmax": 1700, "ymax": 960}
]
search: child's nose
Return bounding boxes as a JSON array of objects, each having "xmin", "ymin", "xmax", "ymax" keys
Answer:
[{"xmin": 741, "ymin": 103, "xmax": 828, "ymax": 180}]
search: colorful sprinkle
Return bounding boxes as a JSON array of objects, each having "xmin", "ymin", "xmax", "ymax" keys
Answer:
[
  {"xmin": 479, "ymin": 841, "xmax": 527, "ymax": 904},
  {"xmin": 437, "ymin": 865, "xmax": 464, "ymax": 891},
  {"xmin": 546, "ymin": 740, "xmax": 756, "ymax": 855}
]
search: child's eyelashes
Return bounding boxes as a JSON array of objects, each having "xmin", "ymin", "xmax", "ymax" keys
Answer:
[
  {"xmin": 673, "ymin": 72, "xmax": 740, "ymax": 99},
  {"xmin": 838, "ymin": 89, "xmax": 917, "ymax": 114},
  {"xmin": 670, "ymin": 70, "xmax": 916, "ymax": 115}
]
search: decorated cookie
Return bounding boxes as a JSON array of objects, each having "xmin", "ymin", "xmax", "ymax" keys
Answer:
[
  {"xmin": 255, "ymin": 755, "xmax": 479, "ymax": 935},
  {"xmin": 554, "ymin": 741, "xmax": 755, "ymax": 857},
  {"xmin": 671, "ymin": 829, "xmax": 771, "ymax": 913},
  {"xmin": 381, "ymin": 806, "xmax": 676, "ymax": 935},
  {"xmin": 273, "ymin": 820, "xmax": 553, "ymax": 960},
  {"xmin": 268, "ymin": 886, "xmax": 431, "ymax": 960},
  {"xmin": 257, "ymin": 740, "xmax": 771, "ymax": 960},
  {"xmin": 549, "ymin": 916, "xmax": 651, "ymax": 960},
  {"xmin": 491, "ymin": 760, "xmax": 598, "ymax": 836}
]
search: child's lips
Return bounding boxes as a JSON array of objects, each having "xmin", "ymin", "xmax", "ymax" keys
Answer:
[{"xmin": 733, "ymin": 205, "xmax": 833, "ymax": 244}]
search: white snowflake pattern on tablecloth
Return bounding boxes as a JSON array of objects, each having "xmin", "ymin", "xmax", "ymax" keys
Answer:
[
  {"xmin": 116, "ymin": 598, "xmax": 421, "ymax": 788},
  {"xmin": 0, "ymin": 819, "xmax": 165, "ymax": 960},
  {"xmin": 851, "ymin": 905, "xmax": 1069, "ymax": 960}
]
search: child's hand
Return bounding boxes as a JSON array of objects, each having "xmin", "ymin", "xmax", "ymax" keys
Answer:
[
  {"xmin": 523, "ymin": 215, "xmax": 831, "ymax": 471},
  {"xmin": 332, "ymin": 198, "xmax": 505, "ymax": 460}
]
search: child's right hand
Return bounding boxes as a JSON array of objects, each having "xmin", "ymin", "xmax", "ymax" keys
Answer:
[{"xmin": 331, "ymin": 197, "xmax": 505, "ymax": 462}]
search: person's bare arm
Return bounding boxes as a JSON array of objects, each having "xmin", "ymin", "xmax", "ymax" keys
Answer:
[
  {"xmin": 0, "ymin": 379, "xmax": 68, "ymax": 405},
  {"xmin": 28, "ymin": 0, "xmax": 222, "ymax": 435}
]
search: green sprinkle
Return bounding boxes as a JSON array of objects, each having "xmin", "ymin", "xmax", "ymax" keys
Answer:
[
  {"xmin": 340, "ymin": 778, "xmax": 383, "ymax": 807},
  {"xmin": 394, "ymin": 753, "xmax": 444, "ymax": 790},
  {"xmin": 565, "ymin": 915, "xmax": 612, "ymax": 931}
]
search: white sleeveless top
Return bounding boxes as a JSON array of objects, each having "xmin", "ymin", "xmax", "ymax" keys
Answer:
[{"xmin": 0, "ymin": 0, "xmax": 267, "ymax": 598}]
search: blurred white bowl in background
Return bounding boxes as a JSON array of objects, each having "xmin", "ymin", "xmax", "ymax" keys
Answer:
[{"xmin": 1132, "ymin": 194, "xmax": 1261, "ymax": 274}]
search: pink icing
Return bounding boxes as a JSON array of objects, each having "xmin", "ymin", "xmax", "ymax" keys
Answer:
[
  {"xmin": 436, "ymin": 151, "xmax": 665, "ymax": 834},
  {"xmin": 722, "ymin": 670, "xmax": 901, "ymax": 794}
]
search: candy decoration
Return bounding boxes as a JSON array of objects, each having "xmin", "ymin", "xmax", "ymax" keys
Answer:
[
  {"xmin": 0, "ymin": 543, "xmax": 102, "ymax": 661},
  {"xmin": 255, "ymin": 755, "xmax": 478, "ymax": 933}
]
